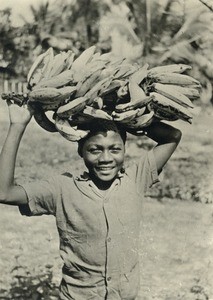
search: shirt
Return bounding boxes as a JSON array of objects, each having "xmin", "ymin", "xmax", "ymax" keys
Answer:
[{"xmin": 19, "ymin": 149, "xmax": 159, "ymax": 300}]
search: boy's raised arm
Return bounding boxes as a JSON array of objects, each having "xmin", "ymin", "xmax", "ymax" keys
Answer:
[
  {"xmin": 145, "ymin": 121, "xmax": 182, "ymax": 173},
  {"xmin": 0, "ymin": 101, "xmax": 33, "ymax": 205}
]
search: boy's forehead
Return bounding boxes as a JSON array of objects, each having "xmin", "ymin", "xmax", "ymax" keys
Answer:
[{"xmin": 85, "ymin": 131, "xmax": 123, "ymax": 144}]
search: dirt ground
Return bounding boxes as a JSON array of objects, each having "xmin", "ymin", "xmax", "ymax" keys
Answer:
[{"xmin": 0, "ymin": 99, "xmax": 213, "ymax": 299}]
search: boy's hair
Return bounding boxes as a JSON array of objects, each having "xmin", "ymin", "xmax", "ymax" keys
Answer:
[{"xmin": 77, "ymin": 119, "xmax": 127, "ymax": 157}]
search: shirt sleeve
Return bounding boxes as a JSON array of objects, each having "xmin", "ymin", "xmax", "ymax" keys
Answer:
[
  {"xmin": 18, "ymin": 176, "xmax": 61, "ymax": 216},
  {"xmin": 126, "ymin": 149, "xmax": 160, "ymax": 194}
]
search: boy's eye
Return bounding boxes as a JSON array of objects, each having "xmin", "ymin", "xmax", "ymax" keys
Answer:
[
  {"xmin": 110, "ymin": 148, "xmax": 121, "ymax": 153},
  {"xmin": 88, "ymin": 148, "xmax": 102, "ymax": 154}
]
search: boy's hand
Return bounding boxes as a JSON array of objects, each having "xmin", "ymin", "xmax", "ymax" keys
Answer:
[{"xmin": 7, "ymin": 100, "xmax": 34, "ymax": 126}]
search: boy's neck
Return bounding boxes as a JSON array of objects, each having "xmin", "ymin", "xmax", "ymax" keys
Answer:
[{"xmin": 90, "ymin": 174, "xmax": 114, "ymax": 191}]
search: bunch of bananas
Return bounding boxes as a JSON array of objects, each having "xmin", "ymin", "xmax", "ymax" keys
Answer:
[{"xmin": 1, "ymin": 46, "xmax": 201, "ymax": 141}]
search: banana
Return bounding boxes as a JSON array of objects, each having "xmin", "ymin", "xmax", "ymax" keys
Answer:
[
  {"xmin": 115, "ymin": 96, "xmax": 153, "ymax": 112},
  {"xmin": 41, "ymin": 100, "xmax": 62, "ymax": 111},
  {"xmin": 57, "ymin": 86, "xmax": 77, "ymax": 95},
  {"xmin": 126, "ymin": 111, "xmax": 154, "ymax": 128},
  {"xmin": 147, "ymin": 102, "xmax": 179, "ymax": 121},
  {"xmin": 113, "ymin": 64, "xmax": 134, "ymax": 79},
  {"xmin": 90, "ymin": 97, "xmax": 103, "ymax": 109},
  {"xmin": 112, "ymin": 109, "xmax": 139, "ymax": 123},
  {"xmin": 82, "ymin": 106, "xmax": 112, "ymax": 120},
  {"xmin": 90, "ymin": 52, "xmax": 101, "ymax": 62},
  {"xmin": 117, "ymin": 83, "xmax": 129, "ymax": 99},
  {"xmin": 163, "ymin": 85, "xmax": 200, "ymax": 100},
  {"xmin": 48, "ymin": 51, "xmax": 70, "ymax": 77},
  {"xmin": 96, "ymin": 52, "xmax": 112, "ymax": 62},
  {"xmin": 34, "ymin": 70, "xmax": 74, "ymax": 89},
  {"xmin": 116, "ymin": 80, "xmax": 153, "ymax": 112},
  {"xmin": 129, "ymin": 80, "xmax": 147, "ymax": 101},
  {"xmin": 152, "ymin": 83, "xmax": 194, "ymax": 108},
  {"xmin": 122, "ymin": 64, "xmax": 139, "ymax": 78},
  {"xmin": 76, "ymin": 60, "xmax": 106, "ymax": 85},
  {"xmin": 39, "ymin": 87, "xmax": 76, "ymax": 111},
  {"xmin": 129, "ymin": 63, "xmax": 149, "ymax": 84},
  {"xmin": 69, "ymin": 113, "xmax": 93, "ymax": 125},
  {"xmin": 66, "ymin": 51, "xmax": 75, "ymax": 69},
  {"xmin": 75, "ymin": 69, "xmax": 102, "ymax": 97},
  {"xmin": 99, "ymin": 65, "xmax": 119, "ymax": 79},
  {"xmin": 71, "ymin": 46, "xmax": 96, "ymax": 79},
  {"xmin": 85, "ymin": 76, "xmax": 113, "ymax": 100},
  {"xmin": 33, "ymin": 106, "xmax": 57, "ymax": 132},
  {"xmin": 40, "ymin": 47, "xmax": 54, "ymax": 79},
  {"xmin": 55, "ymin": 117, "xmax": 89, "ymax": 141},
  {"xmin": 28, "ymin": 87, "xmax": 61, "ymax": 103},
  {"xmin": 150, "ymin": 92, "xmax": 193, "ymax": 121},
  {"xmin": 148, "ymin": 64, "xmax": 192, "ymax": 76},
  {"xmin": 110, "ymin": 57, "xmax": 126, "ymax": 68},
  {"xmin": 56, "ymin": 86, "xmax": 77, "ymax": 103},
  {"xmin": 101, "ymin": 80, "xmax": 126, "ymax": 96},
  {"xmin": 151, "ymin": 73, "xmax": 201, "ymax": 86},
  {"xmin": 56, "ymin": 96, "xmax": 90, "ymax": 118},
  {"xmin": 27, "ymin": 48, "xmax": 52, "ymax": 86},
  {"xmin": 84, "ymin": 60, "xmax": 106, "ymax": 76}
]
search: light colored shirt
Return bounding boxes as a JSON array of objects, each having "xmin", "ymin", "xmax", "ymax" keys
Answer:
[{"xmin": 19, "ymin": 149, "xmax": 159, "ymax": 300}]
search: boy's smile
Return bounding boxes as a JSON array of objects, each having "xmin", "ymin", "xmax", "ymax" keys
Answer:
[{"xmin": 82, "ymin": 131, "xmax": 125, "ymax": 187}]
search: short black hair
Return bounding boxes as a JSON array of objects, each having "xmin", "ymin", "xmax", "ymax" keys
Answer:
[{"xmin": 77, "ymin": 119, "xmax": 127, "ymax": 157}]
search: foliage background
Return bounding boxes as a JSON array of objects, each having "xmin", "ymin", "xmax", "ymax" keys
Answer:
[
  {"xmin": 0, "ymin": 0, "xmax": 213, "ymax": 299},
  {"xmin": 0, "ymin": 0, "xmax": 212, "ymax": 104}
]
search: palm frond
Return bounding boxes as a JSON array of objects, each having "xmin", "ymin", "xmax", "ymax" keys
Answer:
[{"xmin": 172, "ymin": 8, "xmax": 203, "ymax": 40}]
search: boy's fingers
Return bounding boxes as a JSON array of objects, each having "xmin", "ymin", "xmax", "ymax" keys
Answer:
[{"xmin": 12, "ymin": 97, "xmax": 24, "ymax": 106}]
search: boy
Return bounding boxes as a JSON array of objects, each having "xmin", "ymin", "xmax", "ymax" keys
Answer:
[{"xmin": 0, "ymin": 100, "xmax": 181, "ymax": 299}]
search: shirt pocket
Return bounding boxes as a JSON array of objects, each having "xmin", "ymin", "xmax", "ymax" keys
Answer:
[{"xmin": 57, "ymin": 219, "xmax": 88, "ymax": 247}]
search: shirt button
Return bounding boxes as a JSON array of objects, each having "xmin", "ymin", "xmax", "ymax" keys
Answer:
[
  {"xmin": 107, "ymin": 237, "xmax": 111, "ymax": 242},
  {"xmin": 104, "ymin": 199, "xmax": 108, "ymax": 203},
  {"xmin": 107, "ymin": 277, "xmax": 111, "ymax": 281}
]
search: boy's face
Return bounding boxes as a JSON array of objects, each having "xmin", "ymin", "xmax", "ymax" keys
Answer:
[{"xmin": 82, "ymin": 131, "xmax": 125, "ymax": 183}]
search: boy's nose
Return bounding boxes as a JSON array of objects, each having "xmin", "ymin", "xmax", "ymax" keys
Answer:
[{"xmin": 99, "ymin": 150, "xmax": 113, "ymax": 162}]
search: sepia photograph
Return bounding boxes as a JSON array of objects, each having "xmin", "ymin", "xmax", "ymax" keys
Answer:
[{"xmin": 0, "ymin": 0, "xmax": 213, "ymax": 299}]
